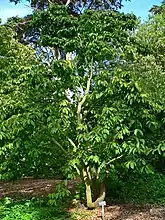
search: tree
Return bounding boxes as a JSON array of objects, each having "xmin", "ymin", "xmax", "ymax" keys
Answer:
[
  {"xmin": 149, "ymin": 1, "xmax": 165, "ymax": 15},
  {"xmin": 4, "ymin": 15, "xmax": 36, "ymax": 45},
  {"xmin": 0, "ymin": 25, "xmax": 67, "ymax": 179},
  {"xmin": 135, "ymin": 5, "xmax": 165, "ymax": 173},
  {"xmin": 136, "ymin": 5, "xmax": 165, "ymax": 106},
  {"xmin": 32, "ymin": 4, "xmax": 164, "ymax": 208},
  {"xmin": 7, "ymin": 0, "xmax": 130, "ymax": 47},
  {"xmin": 10, "ymin": 0, "xmax": 128, "ymax": 11}
]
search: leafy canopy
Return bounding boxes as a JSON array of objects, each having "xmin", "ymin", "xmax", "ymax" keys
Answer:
[
  {"xmin": 0, "ymin": 25, "xmax": 67, "ymax": 179},
  {"xmin": 31, "ymin": 4, "xmax": 165, "ymax": 207}
]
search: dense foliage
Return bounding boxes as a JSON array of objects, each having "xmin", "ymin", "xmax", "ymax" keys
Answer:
[
  {"xmin": 1, "ymin": 0, "xmax": 165, "ymax": 210},
  {"xmin": 10, "ymin": 0, "xmax": 127, "ymax": 11},
  {"xmin": 0, "ymin": 197, "xmax": 69, "ymax": 220},
  {"xmin": 109, "ymin": 172, "xmax": 165, "ymax": 204},
  {"xmin": 0, "ymin": 26, "xmax": 67, "ymax": 179}
]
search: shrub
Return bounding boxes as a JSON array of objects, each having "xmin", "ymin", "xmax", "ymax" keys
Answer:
[{"xmin": 107, "ymin": 172, "xmax": 165, "ymax": 204}]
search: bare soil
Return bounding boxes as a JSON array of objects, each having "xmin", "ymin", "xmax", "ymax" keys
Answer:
[
  {"xmin": 70, "ymin": 205, "xmax": 165, "ymax": 220},
  {"xmin": 0, "ymin": 178, "xmax": 61, "ymax": 198},
  {"xmin": 0, "ymin": 178, "xmax": 165, "ymax": 220}
]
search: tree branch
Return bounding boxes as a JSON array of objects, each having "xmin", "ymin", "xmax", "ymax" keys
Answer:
[
  {"xmin": 65, "ymin": 0, "xmax": 71, "ymax": 6},
  {"xmin": 96, "ymin": 166, "xmax": 100, "ymax": 180},
  {"xmin": 67, "ymin": 137, "xmax": 77, "ymax": 151},
  {"xmin": 77, "ymin": 58, "xmax": 93, "ymax": 122},
  {"xmin": 87, "ymin": 166, "xmax": 92, "ymax": 182},
  {"xmin": 52, "ymin": 138, "xmax": 67, "ymax": 154},
  {"xmin": 106, "ymin": 155, "xmax": 123, "ymax": 165},
  {"xmin": 48, "ymin": 0, "xmax": 53, "ymax": 3}
]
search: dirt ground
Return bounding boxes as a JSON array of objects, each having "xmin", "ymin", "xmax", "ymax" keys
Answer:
[
  {"xmin": 70, "ymin": 205, "xmax": 165, "ymax": 220},
  {"xmin": 0, "ymin": 178, "xmax": 165, "ymax": 220},
  {"xmin": 0, "ymin": 178, "xmax": 62, "ymax": 198}
]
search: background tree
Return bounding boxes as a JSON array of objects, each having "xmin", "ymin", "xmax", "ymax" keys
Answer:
[
  {"xmin": 149, "ymin": 1, "xmax": 165, "ymax": 15},
  {"xmin": 136, "ymin": 4, "xmax": 165, "ymax": 106},
  {"xmin": 10, "ymin": 0, "xmax": 128, "ymax": 11},
  {"xmin": 0, "ymin": 25, "xmax": 68, "ymax": 179},
  {"xmin": 7, "ymin": 0, "xmax": 130, "ymax": 52},
  {"xmin": 135, "ymin": 4, "xmax": 165, "ymax": 173}
]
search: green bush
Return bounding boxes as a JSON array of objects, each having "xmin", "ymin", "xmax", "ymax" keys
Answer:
[
  {"xmin": 48, "ymin": 181, "xmax": 71, "ymax": 208},
  {"xmin": 107, "ymin": 172, "xmax": 165, "ymax": 204}
]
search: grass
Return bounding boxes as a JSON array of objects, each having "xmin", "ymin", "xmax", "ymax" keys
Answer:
[
  {"xmin": 0, "ymin": 197, "xmax": 70, "ymax": 220},
  {"xmin": 0, "ymin": 197, "xmax": 94, "ymax": 220}
]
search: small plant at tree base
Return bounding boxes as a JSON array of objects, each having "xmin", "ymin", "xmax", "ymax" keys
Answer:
[{"xmin": 48, "ymin": 181, "xmax": 71, "ymax": 210}]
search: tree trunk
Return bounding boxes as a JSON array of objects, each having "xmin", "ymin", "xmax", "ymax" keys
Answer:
[
  {"xmin": 92, "ymin": 178, "xmax": 100, "ymax": 201},
  {"xmin": 83, "ymin": 169, "xmax": 106, "ymax": 208}
]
